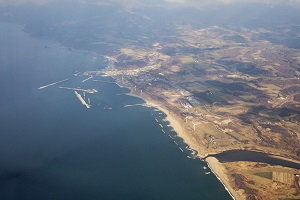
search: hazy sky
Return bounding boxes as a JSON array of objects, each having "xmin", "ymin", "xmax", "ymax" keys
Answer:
[
  {"xmin": 0, "ymin": 0, "xmax": 53, "ymax": 5},
  {"xmin": 1, "ymin": 0, "xmax": 300, "ymax": 7}
]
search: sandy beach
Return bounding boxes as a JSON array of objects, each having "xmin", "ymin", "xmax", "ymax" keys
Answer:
[{"xmin": 206, "ymin": 157, "xmax": 247, "ymax": 200}]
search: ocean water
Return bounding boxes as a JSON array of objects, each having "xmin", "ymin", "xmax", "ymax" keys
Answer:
[{"xmin": 0, "ymin": 22, "xmax": 232, "ymax": 200}]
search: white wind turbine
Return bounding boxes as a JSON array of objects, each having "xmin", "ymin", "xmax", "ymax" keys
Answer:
[
  {"xmin": 192, "ymin": 122, "xmax": 199, "ymax": 131},
  {"xmin": 185, "ymin": 115, "xmax": 189, "ymax": 123}
]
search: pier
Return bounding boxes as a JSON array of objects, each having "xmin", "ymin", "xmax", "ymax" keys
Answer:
[
  {"xmin": 124, "ymin": 104, "xmax": 146, "ymax": 108},
  {"xmin": 59, "ymin": 87, "xmax": 97, "ymax": 94},
  {"xmin": 74, "ymin": 91, "xmax": 90, "ymax": 108},
  {"xmin": 82, "ymin": 75, "xmax": 93, "ymax": 83},
  {"xmin": 38, "ymin": 79, "xmax": 69, "ymax": 90}
]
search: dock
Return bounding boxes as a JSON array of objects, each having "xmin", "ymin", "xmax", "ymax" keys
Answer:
[
  {"xmin": 38, "ymin": 79, "xmax": 69, "ymax": 90},
  {"xmin": 74, "ymin": 91, "xmax": 90, "ymax": 108}
]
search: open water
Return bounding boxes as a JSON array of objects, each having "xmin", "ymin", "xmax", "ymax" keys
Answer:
[{"xmin": 0, "ymin": 22, "xmax": 232, "ymax": 200}]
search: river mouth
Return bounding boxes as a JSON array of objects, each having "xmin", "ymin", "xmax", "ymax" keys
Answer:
[{"xmin": 207, "ymin": 150, "xmax": 300, "ymax": 170}]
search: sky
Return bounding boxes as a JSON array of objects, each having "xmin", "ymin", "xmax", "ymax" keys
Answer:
[{"xmin": 0, "ymin": 0, "xmax": 300, "ymax": 7}]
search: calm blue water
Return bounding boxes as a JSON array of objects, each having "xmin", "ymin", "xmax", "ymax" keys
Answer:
[{"xmin": 0, "ymin": 22, "xmax": 232, "ymax": 200}]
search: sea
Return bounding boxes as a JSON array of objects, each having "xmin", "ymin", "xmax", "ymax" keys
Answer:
[{"xmin": 0, "ymin": 22, "xmax": 232, "ymax": 200}]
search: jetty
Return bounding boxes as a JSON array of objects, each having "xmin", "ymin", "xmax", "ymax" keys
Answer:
[
  {"xmin": 82, "ymin": 75, "xmax": 93, "ymax": 83},
  {"xmin": 74, "ymin": 91, "xmax": 90, "ymax": 108},
  {"xmin": 38, "ymin": 79, "xmax": 69, "ymax": 90},
  {"xmin": 124, "ymin": 104, "xmax": 145, "ymax": 108},
  {"xmin": 59, "ymin": 87, "xmax": 97, "ymax": 94}
]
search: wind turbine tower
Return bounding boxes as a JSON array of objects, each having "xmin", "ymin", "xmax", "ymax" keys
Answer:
[{"xmin": 192, "ymin": 122, "xmax": 197, "ymax": 131}]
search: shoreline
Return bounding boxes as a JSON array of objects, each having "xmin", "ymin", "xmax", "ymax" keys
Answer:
[
  {"xmin": 127, "ymin": 90, "xmax": 206, "ymax": 158},
  {"xmin": 125, "ymin": 89, "xmax": 243, "ymax": 200},
  {"xmin": 206, "ymin": 157, "xmax": 246, "ymax": 200},
  {"xmin": 111, "ymin": 78, "xmax": 300, "ymax": 200}
]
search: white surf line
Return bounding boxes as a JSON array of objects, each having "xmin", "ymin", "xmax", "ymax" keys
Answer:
[
  {"xmin": 82, "ymin": 75, "xmax": 93, "ymax": 83},
  {"xmin": 37, "ymin": 78, "xmax": 69, "ymax": 90},
  {"xmin": 206, "ymin": 160, "xmax": 236, "ymax": 200}
]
